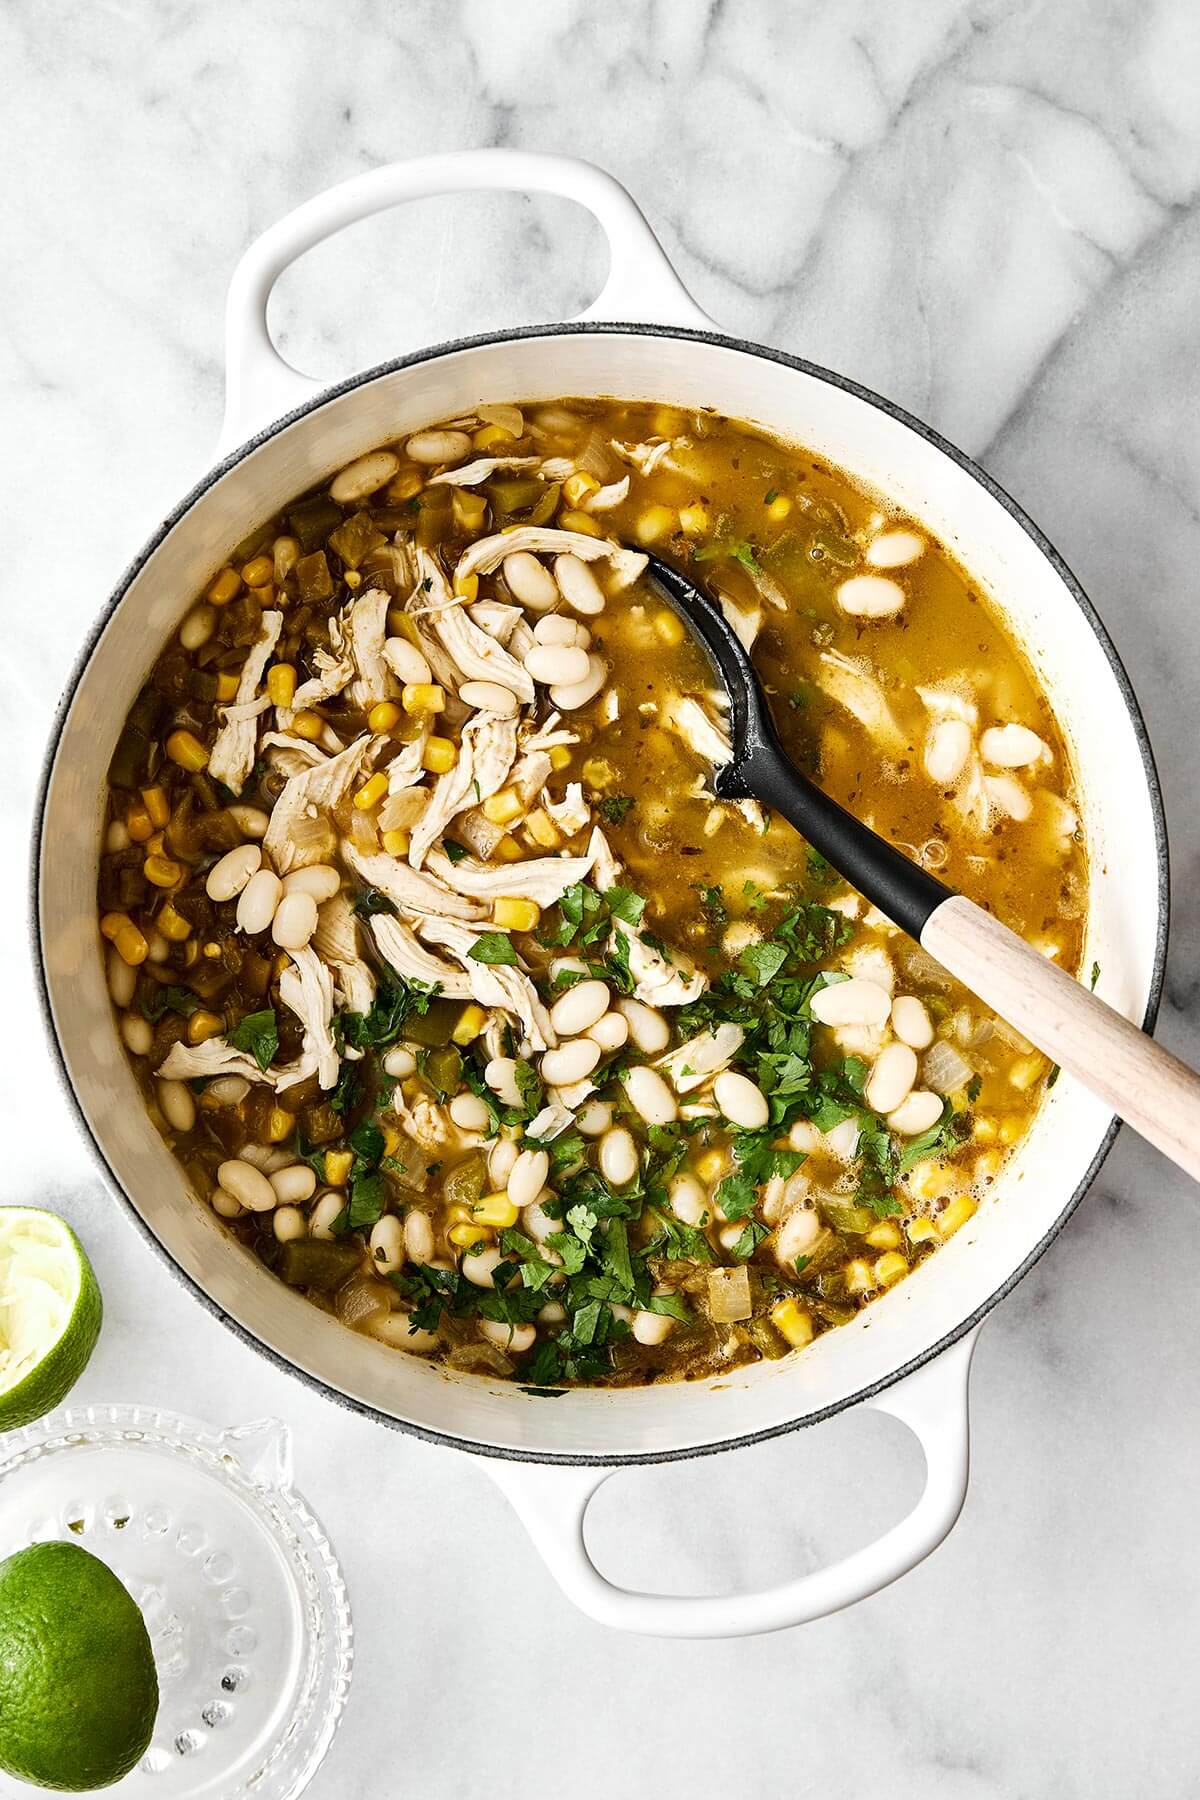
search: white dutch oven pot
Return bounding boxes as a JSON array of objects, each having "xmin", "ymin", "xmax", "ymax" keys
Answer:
[{"xmin": 35, "ymin": 152, "xmax": 1167, "ymax": 1638}]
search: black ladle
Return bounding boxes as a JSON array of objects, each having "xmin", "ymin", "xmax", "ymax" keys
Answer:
[{"xmin": 640, "ymin": 551, "xmax": 1200, "ymax": 1182}]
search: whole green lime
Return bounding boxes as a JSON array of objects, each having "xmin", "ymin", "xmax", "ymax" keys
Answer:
[
  {"xmin": 0, "ymin": 1208, "xmax": 102, "ymax": 1431},
  {"xmin": 0, "ymin": 1541, "xmax": 158, "ymax": 1789}
]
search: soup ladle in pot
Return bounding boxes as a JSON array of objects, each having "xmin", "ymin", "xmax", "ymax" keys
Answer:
[{"xmin": 640, "ymin": 551, "xmax": 1200, "ymax": 1183}]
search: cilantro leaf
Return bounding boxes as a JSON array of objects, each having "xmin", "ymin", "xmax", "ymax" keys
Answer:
[
  {"xmin": 140, "ymin": 985, "xmax": 200, "ymax": 1023},
  {"xmin": 350, "ymin": 886, "xmax": 397, "ymax": 919},
  {"xmin": 738, "ymin": 940, "xmax": 787, "ymax": 988},
  {"xmin": 228, "ymin": 1007, "xmax": 278, "ymax": 1071},
  {"xmin": 597, "ymin": 794, "xmax": 636, "ymax": 825},
  {"xmin": 469, "ymin": 932, "xmax": 519, "ymax": 966},
  {"xmin": 605, "ymin": 885, "xmax": 645, "ymax": 927},
  {"xmin": 443, "ymin": 839, "xmax": 469, "ymax": 864}
]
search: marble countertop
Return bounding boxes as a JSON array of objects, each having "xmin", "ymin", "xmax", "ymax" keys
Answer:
[{"xmin": 5, "ymin": 1, "xmax": 1200, "ymax": 1793}]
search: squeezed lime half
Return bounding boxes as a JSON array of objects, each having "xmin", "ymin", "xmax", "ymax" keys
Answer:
[{"xmin": 0, "ymin": 1207, "xmax": 102, "ymax": 1432}]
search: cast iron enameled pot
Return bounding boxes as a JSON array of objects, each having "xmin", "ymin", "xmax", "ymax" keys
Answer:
[{"xmin": 34, "ymin": 152, "xmax": 1168, "ymax": 1636}]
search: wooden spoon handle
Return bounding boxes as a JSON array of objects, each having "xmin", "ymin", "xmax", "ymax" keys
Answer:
[{"xmin": 922, "ymin": 895, "xmax": 1198, "ymax": 1180}]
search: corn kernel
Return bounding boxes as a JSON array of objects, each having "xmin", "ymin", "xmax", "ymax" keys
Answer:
[
  {"xmin": 403, "ymin": 683, "xmax": 446, "ymax": 716},
  {"xmin": 473, "ymin": 422, "xmax": 516, "ymax": 450},
  {"xmin": 206, "ymin": 566, "xmax": 242, "ymax": 606},
  {"xmin": 634, "ymin": 504, "xmax": 675, "ymax": 545},
  {"xmin": 368, "ymin": 701, "xmax": 402, "ymax": 733},
  {"xmin": 865, "ymin": 1220, "xmax": 902, "ymax": 1251},
  {"xmin": 164, "ymin": 729, "xmax": 209, "ymax": 772},
  {"xmin": 156, "ymin": 902, "xmax": 193, "ymax": 941},
  {"xmin": 202, "ymin": 940, "xmax": 223, "ymax": 959},
  {"xmin": 492, "ymin": 834, "xmax": 523, "ymax": 862},
  {"xmin": 696, "ymin": 1149, "xmax": 726, "ymax": 1184},
  {"xmin": 874, "ymin": 1251, "xmax": 909, "ymax": 1286},
  {"xmin": 267, "ymin": 663, "xmax": 297, "ymax": 707},
  {"xmin": 1009, "ymin": 1053, "xmax": 1047, "ymax": 1092},
  {"xmin": 492, "ymin": 897, "xmax": 540, "ymax": 932},
  {"xmin": 558, "ymin": 508, "xmax": 604, "ymax": 538},
  {"xmin": 767, "ymin": 494, "xmax": 793, "ymax": 523},
  {"xmin": 452, "ymin": 1003, "xmax": 487, "ymax": 1045},
  {"xmin": 143, "ymin": 853, "xmax": 182, "ymax": 888},
  {"xmin": 974, "ymin": 1149, "xmax": 1003, "ymax": 1180},
  {"xmin": 100, "ymin": 912, "xmax": 127, "ymax": 942},
  {"xmin": 381, "ymin": 828, "xmax": 410, "ymax": 857},
  {"xmin": 259, "ymin": 1106, "xmax": 289, "ymax": 1144},
  {"xmin": 449, "ymin": 1222, "xmax": 492, "ymax": 1249},
  {"xmin": 291, "ymin": 710, "xmax": 325, "ymax": 742},
  {"xmin": 125, "ymin": 804, "xmax": 154, "ymax": 843},
  {"xmin": 973, "ymin": 1114, "xmax": 998, "ymax": 1142},
  {"xmin": 482, "ymin": 787, "xmax": 523, "ymax": 826},
  {"xmin": 141, "ymin": 786, "xmax": 170, "ymax": 828},
  {"xmin": 324, "ymin": 1149, "xmax": 353, "ymax": 1187},
  {"xmin": 581, "ymin": 757, "xmax": 615, "ymax": 789},
  {"xmin": 145, "ymin": 831, "xmax": 165, "ymax": 856},
  {"xmin": 844, "ymin": 1258, "xmax": 875, "ymax": 1293},
  {"xmin": 186, "ymin": 1009, "xmax": 224, "ymax": 1046},
  {"xmin": 382, "ymin": 1123, "xmax": 403, "ymax": 1159},
  {"xmin": 103, "ymin": 914, "xmax": 148, "ymax": 965},
  {"xmin": 654, "ymin": 608, "xmax": 685, "ymax": 647},
  {"xmin": 770, "ymin": 1297, "xmax": 814, "ymax": 1349},
  {"xmin": 344, "ymin": 571, "xmax": 361, "ymax": 591},
  {"xmin": 563, "ymin": 471, "xmax": 601, "ymax": 507},
  {"xmin": 907, "ymin": 1217, "xmax": 940, "ymax": 1245},
  {"xmin": 237, "ymin": 553, "xmax": 270, "ymax": 587},
  {"xmin": 446, "ymin": 1203, "xmax": 476, "ymax": 1227},
  {"xmin": 354, "ymin": 773, "xmax": 389, "ymax": 811},
  {"xmin": 524, "ymin": 809, "xmax": 562, "ymax": 849},
  {"xmin": 422, "ymin": 736, "xmax": 457, "ymax": 774},
  {"xmin": 472, "ymin": 1193, "xmax": 520, "ymax": 1229},
  {"xmin": 936, "ymin": 1194, "xmax": 977, "ymax": 1239},
  {"xmin": 999, "ymin": 1115, "xmax": 1023, "ymax": 1145},
  {"xmin": 678, "ymin": 502, "xmax": 710, "ymax": 536},
  {"xmin": 548, "ymin": 745, "xmax": 572, "ymax": 772},
  {"xmin": 451, "ymin": 500, "xmax": 486, "ymax": 541},
  {"xmin": 215, "ymin": 671, "xmax": 240, "ymax": 702},
  {"xmin": 906, "ymin": 1161, "xmax": 957, "ymax": 1203}
]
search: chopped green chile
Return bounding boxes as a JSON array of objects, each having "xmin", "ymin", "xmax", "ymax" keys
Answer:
[{"xmin": 99, "ymin": 396, "xmax": 1084, "ymax": 1388}]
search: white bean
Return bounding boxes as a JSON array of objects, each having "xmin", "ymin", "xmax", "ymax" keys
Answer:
[
  {"xmin": 449, "ymin": 1091, "xmax": 491, "ymax": 1132},
  {"xmin": 632, "ymin": 1309, "xmax": 674, "ymax": 1346},
  {"xmin": 458, "ymin": 680, "xmax": 519, "ymax": 717},
  {"xmin": 524, "ymin": 643, "xmax": 591, "ymax": 686},
  {"xmin": 485, "ymin": 1057, "xmax": 523, "ymax": 1109},
  {"xmin": 865, "ymin": 529, "xmax": 925, "ymax": 568},
  {"xmin": 207, "ymin": 1074, "xmax": 251, "ymax": 1106},
  {"xmin": 669, "ymin": 1173, "xmax": 708, "ymax": 1226},
  {"xmin": 383, "ymin": 1045, "xmax": 417, "ymax": 1079},
  {"xmin": 981, "ymin": 724, "xmax": 1050, "ymax": 769},
  {"xmin": 145, "ymin": 929, "xmax": 169, "ymax": 964},
  {"xmin": 480, "ymin": 1319, "xmax": 536, "ymax": 1353},
  {"xmin": 271, "ymin": 891, "xmax": 319, "ymax": 950},
  {"xmin": 522, "ymin": 1198, "xmax": 560, "ymax": 1243},
  {"xmin": 503, "ymin": 551, "xmax": 560, "ymax": 611},
  {"xmin": 384, "ymin": 636, "xmax": 433, "ymax": 685},
  {"xmin": 157, "ymin": 1078, "xmax": 195, "ymax": 1134},
  {"xmin": 508, "ymin": 1148, "xmax": 550, "ymax": 1210},
  {"xmin": 404, "ymin": 1210, "xmax": 435, "ymax": 1264},
  {"xmin": 236, "ymin": 868, "xmax": 283, "ymax": 935},
  {"xmin": 587, "ymin": 1011, "xmax": 629, "ymax": 1053},
  {"xmin": 488, "ymin": 1135, "xmax": 520, "ymax": 1187},
  {"xmin": 549, "ymin": 978, "xmax": 610, "ymax": 1037},
  {"xmin": 891, "ymin": 996, "xmax": 934, "ymax": 1050},
  {"xmin": 717, "ymin": 1222, "xmax": 747, "ymax": 1253},
  {"xmin": 985, "ymin": 773, "xmax": 1033, "ymax": 822},
  {"xmin": 310, "ymin": 1191, "xmax": 347, "ymax": 1239},
  {"xmin": 369, "ymin": 1213, "xmax": 405, "ymax": 1274},
  {"xmin": 598, "ymin": 1126, "xmax": 638, "ymax": 1186},
  {"xmin": 553, "ymin": 553, "xmax": 606, "ymax": 616},
  {"xmin": 888, "ymin": 1090, "xmax": 944, "ymax": 1136},
  {"xmin": 218, "ymin": 1157, "xmax": 276, "ymax": 1212},
  {"xmin": 211, "ymin": 1187, "xmax": 243, "ymax": 1219},
  {"xmin": 405, "ymin": 429, "xmax": 471, "ymax": 466},
  {"xmin": 865, "ymin": 1043, "xmax": 918, "ymax": 1115},
  {"xmin": 775, "ymin": 1204, "xmax": 821, "ymax": 1268},
  {"xmin": 550, "ymin": 955, "xmax": 589, "ymax": 983},
  {"xmin": 330, "ymin": 449, "xmax": 400, "ymax": 503},
  {"xmin": 462, "ymin": 1244, "xmax": 502, "ymax": 1288},
  {"xmin": 120, "ymin": 1012, "xmax": 153, "ymax": 1057},
  {"xmin": 550, "ymin": 653, "xmax": 607, "ymax": 712},
  {"xmin": 713, "ymin": 1070, "xmax": 769, "ymax": 1130},
  {"xmin": 623, "ymin": 1066, "xmax": 678, "ymax": 1126},
  {"xmin": 371, "ymin": 1312, "xmax": 439, "ymax": 1352},
  {"xmin": 106, "ymin": 947, "xmax": 136, "ymax": 1008},
  {"xmin": 576, "ymin": 1099, "xmax": 613, "ymax": 1137},
  {"xmin": 105, "ymin": 820, "xmax": 130, "ymax": 853},
  {"xmin": 809, "ymin": 977, "xmax": 891, "ymax": 1029},
  {"xmin": 533, "ymin": 614, "xmax": 590, "ymax": 648},
  {"xmin": 925, "ymin": 718, "xmax": 972, "ymax": 786},
  {"xmin": 180, "ymin": 603, "xmax": 216, "ymax": 650},
  {"xmin": 282, "ymin": 864, "xmax": 341, "ymax": 902},
  {"xmin": 540, "ymin": 1038, "xmax": 601, "ymax": 1087},
  {"xmin": 273, "ymin": 1205, "xmax": 307, "ymax": 1243},
  {"xmin": 269, "ymin": 1163, "xmax": 318, "ymax": 1205},
  {"xmin": 538, "ymin": 1299, "xmax": 566, "ymax": 1325},
  {"xmin": 616, "ymin": 997, "xmax": 670, "ymax": 1054},
  {"xmin": 206, "ymin": 843, "xmax": 263, "ymax": 903},
  {"xmin": 228, "ymin": 804, "xmax": 270, "ymax": 839},
  {"xmin": 837, "ymin": 573, "xmax": 906, "ymax": 618}
]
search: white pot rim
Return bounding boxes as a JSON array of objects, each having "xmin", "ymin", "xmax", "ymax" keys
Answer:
[{"xmin": 31, "ymin": 318, "xmax": 1170, "ymax": 1469}]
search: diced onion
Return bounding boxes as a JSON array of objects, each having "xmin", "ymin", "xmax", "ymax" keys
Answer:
[
  {"xmin": 922, "ymin": 1039, "xmax": 974, "ymax": 1095},
  {"xmin": 708, "ymin": 1265, "xmax": 753, "ymax": 1323}
]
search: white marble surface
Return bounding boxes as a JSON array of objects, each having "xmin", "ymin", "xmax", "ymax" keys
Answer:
[{"xmin": 5, "ymin": 0, "xmax": 1200, "ymax": 1793}]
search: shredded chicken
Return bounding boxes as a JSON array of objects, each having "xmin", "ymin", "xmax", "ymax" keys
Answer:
[
  {"xmin": 312, "ymin": 892, "xmax": 376, "ymax": 1015},
  {"xmin": 816, "ymin": 650, "xmax": 912, "ymax": 758},
  {"xmin": 418, "ymin": 917, "xmax": 556, "ymax": 1052},
  {"xmin": 719, "ymin": 595, "xmax": 762, "ymax": 651},
  {"xmin": 264, "ymin": 735, "xmax": 379, "ymax": 875},
  {"xmin": 425, "ymin": 843, "xmax": 595, "ymax": 906},
  {"xmin": 467, "ymin": 600, "xmax": 523, "ymax": 645},
  {"xmin": 289, "ymin": 619, "xmax": 353, "ymax": 714},
  {"xmin": 343, "ymin": 843, "xmax": 485, "ymax": 921},
  {"xmin": 527, "ymin": 1101, "xmax": 577, "ymax": 1141},
  {"xmin": 582, "ymin": 475, "xmax": 630, "ymax": 511},
  {"xmin": 589, "ymin": 829, "xmax": 707, "ymax": 1007},
  {"xmin": 543, "ymin": 782, "xmax": 590, "ymax": 838},
  {"xmin": 656, "ymin": 1023, "xmax": 745, "ymax": 1093},
  {"xmin": 277, "ymin": 947, "xmax": 340, "ymax": 1090},
  {"xmin": 588, "ymin": 826, "xmax": 622, "ymax": 892},
  {"xmin": 665, "ymin": 694, "xmax": 734, "ymax": 767},
  {"xmin": 384, "ymin": 727, "xmax": 429, "ymax": 795},
  {"xmin": 344, "ymin": 588, "xmax": 394, "ymax": 710},
  {"xmin": 611, "ymin": 438, "xmax": 684, "ymax": 477},
  {"xmin": 425, "ymin": 456, "xmax": 541, "ymax": 488},
  {"xmin": 408, "ymin": 713, "xmax": 519, "ymax": 869},
  {"xmin": 454, "ymin": 527, "xmax": 647, "ymax": 591},
  {"xmin": 261, "ymin": 732, "xmax": 329, "ymax": 780},
  {"xmin": 157, "ymin": 1039, "xmax": 275, "ymax": 1085},
  {"xmin": 416, "ymin": 551, "xmax": 533, "ymax": 701},
  {"xmin": 369, "ymin": 915, "xmax": 473, "ymax": 996},
  {"xmin": 207, "ymin": 610, "xmax": 283, "ymax": 794}
]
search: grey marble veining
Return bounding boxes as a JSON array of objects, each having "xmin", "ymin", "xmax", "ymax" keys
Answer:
[{"xmin": 4, "ymin": 1, "xmax": 1200, "ymax": 1794}]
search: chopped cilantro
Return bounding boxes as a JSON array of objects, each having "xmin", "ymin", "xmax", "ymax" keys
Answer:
[
  {"xmin": 469, "ymin": 932, "xmax": 519, "ymax": 966},
  {"xmin": 597, "ymin": 794, "xmax": 636, "ymax": 825},
  {"xmin": 350, "ymin": 886, "xmax": 397, "ymax": 919},
  {"xmin": 443, "ymin": 839, "xmax": 469, "ymax": 864},
  {"xmin": 140, "ymin": 985, "xmax": 200, "ymax": 1023},
  {"xmin": 228, "ymin": 1007, "xmax": 278, "ymax": 1072}
]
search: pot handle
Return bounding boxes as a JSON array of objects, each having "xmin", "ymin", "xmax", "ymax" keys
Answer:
[
  {"xmin": 218, "ymin": 149, "xmax": 713, "ymax": 455},
  {"xmin": 481, "ymin": 1326, "xmax": 979, "ymax": 1639}
]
